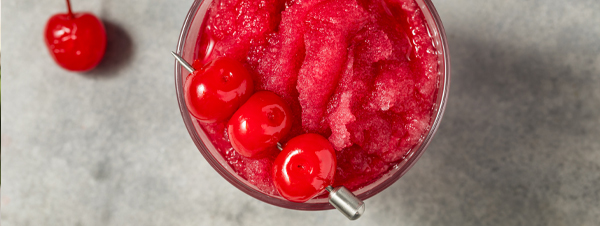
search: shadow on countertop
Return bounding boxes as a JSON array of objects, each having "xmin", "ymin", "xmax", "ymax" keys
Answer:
[
  {"xmin": 84, "ymin": 20, "xmax": 134, "ymax": 78},
  {"xmin": 367, "ymin": 26, "xmax": 600, "ymax": 225}
]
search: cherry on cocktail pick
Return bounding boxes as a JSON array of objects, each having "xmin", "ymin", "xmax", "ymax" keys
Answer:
[
  {"xmin": 44, "ymin": 0, "xmax": 106, "ymax": 71},
  {"xmin": 171, "ymin": 52, "xmax": 365, "ymax": 220},
  {"xmin": 275, "ymin": 137, "xmax": 365, "ymax": 220},
  {"xmin": 172, "ymin": 52, "xmax": 254, "ymax": 123},
  {"xmin": 273, "ymin": 134, "xmax": 336, "ymax": 202},
  {"xmin": 228, "ymin": 91, "xmax": 293, "ymax": 158}
]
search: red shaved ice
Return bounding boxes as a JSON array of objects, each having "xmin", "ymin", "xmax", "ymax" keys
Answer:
[{"xmin": 192, "ymin": 0, "xmax": 440, "ymax": 194}]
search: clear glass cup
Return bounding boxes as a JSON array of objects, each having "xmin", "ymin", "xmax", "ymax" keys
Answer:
[{"xmin": 174, "ymin": 0, "xmax": 450, "ymax": 210}]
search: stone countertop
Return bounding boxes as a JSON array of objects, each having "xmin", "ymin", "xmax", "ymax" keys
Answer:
[{"xmin": 1, "ymin": 0, "xmax": 599, "ymax": 225}]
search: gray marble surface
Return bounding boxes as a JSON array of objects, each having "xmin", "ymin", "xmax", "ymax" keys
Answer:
[{"xmin": 2, "ymin": 0, "xmax": 600, "ymax": 225}]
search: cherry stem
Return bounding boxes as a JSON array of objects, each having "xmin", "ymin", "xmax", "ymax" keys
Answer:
[{"xmin": 65, "ymin": 0, "xmax": 74, "ymax": 18}]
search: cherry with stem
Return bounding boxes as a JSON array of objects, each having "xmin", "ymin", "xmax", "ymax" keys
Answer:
[{"xmin": 44, "ymin": 0, "xmax": 106, "ymax": 71}]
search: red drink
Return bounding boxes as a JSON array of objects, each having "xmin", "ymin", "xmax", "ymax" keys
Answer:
[{"xmin": 175, "ymin": 0, "xmax": 449, "ymax": 208}]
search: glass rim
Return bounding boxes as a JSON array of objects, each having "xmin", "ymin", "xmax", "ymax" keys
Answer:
[{"xmin": 174, "ymin": 0, "xmax": 451, "ymax": 210}]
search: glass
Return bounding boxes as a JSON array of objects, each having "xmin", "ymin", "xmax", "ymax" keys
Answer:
[{"xmin": 174, "ymin": 0, "xmax": 450, "ymax": 210}]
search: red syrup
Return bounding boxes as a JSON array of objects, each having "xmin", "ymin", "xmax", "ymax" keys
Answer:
[{"xmin": 189, "ymin": 0, "xmax": 440, "ymax": 196}]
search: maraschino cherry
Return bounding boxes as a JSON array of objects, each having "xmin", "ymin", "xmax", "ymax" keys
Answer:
[
  {"xmin": 44, "ymin": 0, "xmax": 106, "ymax": 72},
  {"xmin": 272, "ymin": 133, "xmax": 336, "ymax": 202},
  {"xmin": 228, "ymin": 91, "xmax": 293, "ymax": 158},
  {"xmin": 184, "ymin": 57, "xmax": 254, "ymax": 123}
]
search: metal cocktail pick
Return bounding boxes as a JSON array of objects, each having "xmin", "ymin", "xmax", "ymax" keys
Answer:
[
  {"xmin": 172, "ymin": 52, "xmax": 365, "ymax": 220},
  {"xmin": 172, "ymin": 51, "xmax": 195, "ymax": 73},
  {"xmin": 326, "ymin": 185, "xmax": 365, "ymax": 220}
]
